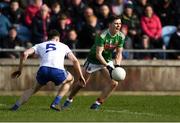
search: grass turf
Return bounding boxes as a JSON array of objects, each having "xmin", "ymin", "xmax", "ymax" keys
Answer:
[{"xmin": 0, "ymin": 95, "xmax": 180, "ymax": 122}]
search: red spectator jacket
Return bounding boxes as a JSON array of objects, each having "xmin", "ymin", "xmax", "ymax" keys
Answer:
[
  {"xmin": 24, "ymin": 4, "xmax": 40, "ymax": 26},
  {"xmin": 141, "ymin": 14, "xmax": 162, "ymax": 39}
]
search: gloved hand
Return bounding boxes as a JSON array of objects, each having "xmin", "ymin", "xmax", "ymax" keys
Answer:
[{"xmin": 106, "ymin": 65, "xmax": 113, "ymax": 78}]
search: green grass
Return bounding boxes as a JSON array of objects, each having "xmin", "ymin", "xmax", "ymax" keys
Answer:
[{"xmin": 0, "ymin": 95, "xmax": 180, "ymax": 122}]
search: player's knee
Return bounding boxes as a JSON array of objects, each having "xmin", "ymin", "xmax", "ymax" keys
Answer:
[
  {"xmin": 66, "ymin": 75, "xmax": 74, "ymax": 85},
  {"xmin": 70, "ymin": 76, "xmax": 74, "ymax": 84},
  {"xmin": 112, "ymin": 81, "xmax": 118, "ymax": 88}
]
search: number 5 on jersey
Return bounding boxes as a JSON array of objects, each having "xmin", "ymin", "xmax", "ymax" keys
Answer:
[{"xmin": 46, "ymin": 43, "xmax": 56, "ymax": 53}]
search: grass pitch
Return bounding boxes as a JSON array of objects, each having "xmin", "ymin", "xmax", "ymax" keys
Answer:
[{"xmin": 0, "ymin": 95, "xmax": 180, "ymax": 122}]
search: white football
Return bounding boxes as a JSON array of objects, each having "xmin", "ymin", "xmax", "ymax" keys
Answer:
[{"xmin": 111, "ymin": 67, "xmax": 126, "ymax": 81}]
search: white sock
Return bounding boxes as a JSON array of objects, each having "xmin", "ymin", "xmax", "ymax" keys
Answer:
[
  {"xmin": 95, "ymin": 101, "xmax": 101, "ymax": 105},
  {"xmin": 67, "ymin": 98, "xmax": 73, "ymax": 102}
]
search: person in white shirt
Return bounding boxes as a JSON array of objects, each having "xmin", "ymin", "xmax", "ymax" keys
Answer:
[{"xmin": 10, "ymin": 30, "xmax": 85, "ymax": 111}]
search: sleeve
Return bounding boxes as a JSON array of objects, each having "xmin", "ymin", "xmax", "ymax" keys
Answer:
[
  {"xmin": 95, "ymin": 34, "xmax": 105, "ymax": 47},
  {"xmin": 32, "ymin": 44, "xmax": 39, "ymax": 55},
  {"xmin": 118, "ymin": 33, "xmax": 125, "ymax": 48},
  {"xmin": 65, "ymin": 45, "xmax": 72, "ymax": 57}
]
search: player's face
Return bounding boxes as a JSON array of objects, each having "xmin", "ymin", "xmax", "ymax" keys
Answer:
[{"xmin": 110, "ymin": 19, "xmax": 121, "ymax": 34}]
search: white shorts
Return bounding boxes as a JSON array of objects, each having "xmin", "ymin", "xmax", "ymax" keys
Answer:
[{"xmin": 83, "ymin": 60, "xmax": 114, "ymax": 73}]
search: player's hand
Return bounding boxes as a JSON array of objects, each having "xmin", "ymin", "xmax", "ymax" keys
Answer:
[
  {"xmin": 106, "ymin": 65, "xmax": 113, "ymax": 78},
  {"xmin": 79, "ymin": 76, "xmax": 86, "ymax": 87},
  {"xmin": 114, "ymin": 64, "xmax": 120, "ymax": 68},
  {"xmin": 11, "ymin": 70, "xmax": 21, "ymax": 79}
]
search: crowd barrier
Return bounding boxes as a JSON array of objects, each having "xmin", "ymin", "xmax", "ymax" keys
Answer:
[{"xmin": 0, "ymin": 59, "xmax": 180, "ymax": 92}]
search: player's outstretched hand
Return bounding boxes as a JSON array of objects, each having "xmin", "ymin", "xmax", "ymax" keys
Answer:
[
  {"xmin": 79, "ymin": 76, "xmax": 86, "ymax": 87},
  {"xmin": 11, "ymin": 70, "xmax": 21, "ymax": 79}
]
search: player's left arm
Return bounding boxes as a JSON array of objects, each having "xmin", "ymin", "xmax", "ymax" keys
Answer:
[
  {"xmin": 114, "ymin": 47, "xmax": 123, "ymax": 66},
  {"xmin": 11, "ymin": 48, "xmax": 35, "ymax": 78},
  {"xmin": 67, "ymin": 52, "xmax": 86, "ymax": 87}
]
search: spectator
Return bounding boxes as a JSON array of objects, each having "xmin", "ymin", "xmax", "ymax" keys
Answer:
[
  {"xmin": 90, "ymin": 0, "xmax": 105, "ymax": 17},
  {"xmin": 14, "ymin": 24, "xmax": 32, "ymax": 43},
  {"xmin": 18, "ymin": 0, "xmax": 32, "ymax": 9},
  {"xmin": 0, "ymin": 6, "xmax": 11, "ymax": 39},
  {"xmin": 65, "ymin": 29, "xmax": 79, "ymax": 50},
  {"xmin": 78, "ymin": 15, "xmax": 101, "ymax": 58},
  {"xmin": 173, "ymin": 0, "xmax": 180, "ymax": 26},
  {"xmin": 133, "ymin": 0, "xmax": 149, "ymax": 19},
  {"xmin": 155, "ymin": 0, "xmax": 177, "ymax": 49},
  {"xmin": 31, "ymin": 4, "xmax": 51, "ymax": 44},
  {"xmin": 0, "ymin": 0, "xmax": 11, "ymax": 10},
  {"xmin": 155, "ymin": 0, "xmax": 176, "ymax": 26},
  {"xmin": 2, "ymin": 0, "xmax": 32, "ymax": 43},
  {"xmin": 53, "ymin": 14, "xmax": 71, "ymax": 43},
  {"xmin": 168, "ymin": 23, "xmax": 180, "ymax": 59},
  {"xmin": 3, "ymin": 0, "xmax": 24, "ymax": 25},
  {"xmin": 0, "ymin": 26, "xmax": 24, "ymax": 58},
  {"xmin": 121, "ymin": 24, "xmax": 133, "ymax": 59},
  {"xmin": 98, "ymin": 4, "xmax": 111, "ymax": 30},
  {"xmin": 67, "ymin": 0, "xmax": 86, "ymax": 30},
  {"xmin": 136, "ymin": 35, "xmax": 153, "ymax": 59},
  {"xmin": 141, "ymin": 5, "xmax": 163, "ymax": 48},
  {"xmin": 76, "ymin": 6, "xmax": 95, "ymax": 31},
  {"xmin": 121, "ymin": 2, "xmax": 141, "ymax": 48},
  {"xmin": 24, "ymin": 0, "xmax": 42, "ymax": 27},
  {"xmin": 141, "ymin": 4, "xmax": 165, "ymax": 59},
  {"xmin": 83, "ymin": 6, "xmax": 94, "ymax": 19},
  {"xmin": 49, "ymin": 2, "xmax": 62, "ymax": 29},
  {"xmin": 110, "ymin": 0, "xmax": 124, "ymax": 16}
]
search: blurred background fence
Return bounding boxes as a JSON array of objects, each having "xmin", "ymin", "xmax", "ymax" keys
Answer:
[{"xmin": 0, "ymin": 49, "xmax": 180, "ymax": 92}]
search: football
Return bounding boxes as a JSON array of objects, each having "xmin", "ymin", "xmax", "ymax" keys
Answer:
[{"xmin": 111, "ymin": 67, "xmax": 126, "ymax": 81}]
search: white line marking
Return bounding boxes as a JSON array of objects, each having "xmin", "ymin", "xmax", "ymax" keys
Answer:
[
  {"xmin": 104, "ymin": 109, "xmax": 162, "ymax": 117},
  {"xmin": 0, "ymin": 103, "xmax": 7, "ymax": 106}
]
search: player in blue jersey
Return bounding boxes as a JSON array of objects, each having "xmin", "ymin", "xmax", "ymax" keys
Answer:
[{"xmin": 10, "ymin": 30, "xmax": 85, "ymax": 111}]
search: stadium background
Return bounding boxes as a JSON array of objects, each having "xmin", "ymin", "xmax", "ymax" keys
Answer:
[
  {"xmin": 0, "ymin": 0, "xmax": 179, "ymax": 92},
  {"xmin": 0, "ymin": 0, "xmax": 180, "ymax": 121}
]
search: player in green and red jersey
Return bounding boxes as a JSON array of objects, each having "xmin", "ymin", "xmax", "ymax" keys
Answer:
[{"xmin": 62, "ymin": 15, "xmax": 125, "ymax": 110}]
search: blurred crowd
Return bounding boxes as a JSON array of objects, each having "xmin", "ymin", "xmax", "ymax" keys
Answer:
[{"xmin": 0, "ymin": 0, "xmax": 180, "ymax": 59}]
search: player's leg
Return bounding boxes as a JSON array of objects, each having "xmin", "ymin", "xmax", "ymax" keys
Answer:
[
  {"xmin": 90, "ymin": 68, "xmax": 118, "ymax": 110},
  {"xmin": 69, "ymin": 68, "xmax": 91, "ymax": 99},
  {"xmin": 50, "ymin": 72, "xmax": 74, "ymax": 111},
  {"xmin": 10, "ymin": 82, "xmax": 43, "ymax": 111},
  {"xmin": 62, "ymin": 68, "xmax": 91, "ymax": 109},
  {"xmin": 57, "ymin": 72, "xmax": 74, "ymax": 97},
  {"xmin": 11, "ymin": 66, "xmax": 50, "ymax": 111}
]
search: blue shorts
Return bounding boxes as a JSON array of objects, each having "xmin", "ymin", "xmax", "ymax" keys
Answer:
[{"xmin": 36, "ymin": 66, "xmax": 68, "ymax": 86}]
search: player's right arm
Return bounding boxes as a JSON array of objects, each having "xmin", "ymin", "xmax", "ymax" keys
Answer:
[
  {"xmin": 11, "ymin": 48, "xmax": 35, "ymax": 78},
  {"xmin": 96, "ymin": 46, "xmax": 114, "ymax": 76},
  {"xmin": 67, "ymin": 52, "xmax": 86, "ymax": 87},
  {"xmin": 96, "ymin": 46, "xmax": 108, "ymax": 66}
]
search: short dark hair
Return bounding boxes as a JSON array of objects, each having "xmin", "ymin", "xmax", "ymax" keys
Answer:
[
  {"xmin": 10, "ymin": 0, "xmax": 19, "ymax": 4},
  {"xmin": 48, "ymin": 29, "xmax": 60, "ymax": 39},
  {"xmin": 108, "ymin": 15, "xmax": 121, "ymax": 24}
]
